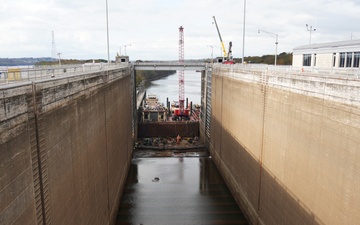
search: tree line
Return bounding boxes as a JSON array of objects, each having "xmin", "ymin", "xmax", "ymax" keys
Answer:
[
  {"xmin": 0, "ymin": 57, "xmax": 53, "ymax": 66},
  {"xmin": 235, "ymin": 52, "xmax": 293, "ymax": 65},
  {"xmin": 135, "ymin": 70, "xmax": 176, "ymax": 87}
]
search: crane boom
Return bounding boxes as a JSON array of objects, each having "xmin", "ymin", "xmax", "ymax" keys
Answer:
[{"xmin": 212, "ymin": 16, "xmax": 227, "ymax": 58}]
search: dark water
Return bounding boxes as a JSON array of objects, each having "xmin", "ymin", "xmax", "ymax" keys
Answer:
[
  {"xmin": 118, "ymin": 72, "xmax": 248, "ymax": 224},
  {"xmin": 145, "ymin": 71, "xmax": 202, "ymax": 105},
  {"xmin": 116, "ymin": 156, "xmax": 248, "ymax": 225}
]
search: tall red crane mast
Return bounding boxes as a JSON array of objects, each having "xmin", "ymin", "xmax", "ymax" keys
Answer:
[
  {"xmin": 173, "ymin": 26, "xmax": 190, "ymax": 120},
  {"xmin": 178, "ymin": 26, "xmax": 185, "ymax": 115}
]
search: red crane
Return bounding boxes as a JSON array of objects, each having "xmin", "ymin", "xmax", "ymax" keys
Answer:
[
  {"xmin": 177, "ymin": 26, "xmax": 185, "ymax": 116},
  {"xmin": 173, "ymin": 26, "xmax": 190, "ymax": 119}
]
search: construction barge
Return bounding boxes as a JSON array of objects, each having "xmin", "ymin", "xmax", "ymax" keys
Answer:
[
  {"xmin": 137, "ymin": 93, "xmax": 203, "ymax": 150},
  {"xmin": 139, "ymin": 93, "xmax": 200, "ymax": 122}
]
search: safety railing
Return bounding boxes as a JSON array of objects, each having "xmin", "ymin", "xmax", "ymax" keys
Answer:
[
  {"xmin": 0, "ymin": 63, "xmax": 126, "ymax": 86},
  {"xmin": 215, "ymin": 63, "xmax": 360, "ymax": 79}
]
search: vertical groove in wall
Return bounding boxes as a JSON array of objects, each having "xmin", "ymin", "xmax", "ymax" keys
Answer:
[
  {"xmin": 257, "ymin": 69, "xmax": 268, "ymax": 216},
  {"xmin": 220, "ymin": 75, "xmax": 224, "ymax": 162},
  {"xmin": 131, "ymin": 67, "xmax": 136, "ymax": 140},
  {"xmin": 28, "ymin": 86, "xmax": 43, "ymax": 225},
  {"xmin": 30, "ymin": 83, "xmax": 48, "ymax": 225},
  {"xmin": 103, "ymin": 72, "xmax": 110, "ymax": 221}
]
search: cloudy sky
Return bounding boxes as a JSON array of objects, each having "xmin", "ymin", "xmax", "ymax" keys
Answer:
[{"xmin": 0, "ymin": 0, "xmax": 359, "ymax": 61}]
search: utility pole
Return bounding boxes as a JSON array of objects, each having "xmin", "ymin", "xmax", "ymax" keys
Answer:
[
  {"xmin": 306, "ymin": 24, "xmax": 316, "ymax": 45},
  {"xmin": 124, "ymin": 44, "xmax": 131, "ymax": 56},
  {"xmin": 51, "ymin": 31, "xmax": 57, "ymax": 60},
  {"xmin": 57, "ymin": 53, "xmax": 62, "ymax": 66},
  {"xmin": 258, "ymin": 29, "xmax": 278, "ymax": 66},
  {"xmin": 242, "ymin": 0, "xmax": 246, "ymax": 64},
  {"xmin": 351, "ymin": 33, "xmax": 355, "ymax": 40},
  {"xmin": 106, "ymin": 0, "xmax": 110, "ymax": 64},
  {"xmin": 207, "ymin": 45, "xmax": 214, "ymax": 64}
]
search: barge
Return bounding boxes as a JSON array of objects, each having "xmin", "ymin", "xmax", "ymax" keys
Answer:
[{"xmin": 140, "ymin": 93, "xmax": 200, "ymax": 122}]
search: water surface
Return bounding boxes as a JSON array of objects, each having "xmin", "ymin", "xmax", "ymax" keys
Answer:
[
  {"xmin": 145, "ymin": 71, "xmax": 202, "ymax": 105},
  {"xmin": 116, "ymin": 156, "xmax": 248, "ymax": 225}
]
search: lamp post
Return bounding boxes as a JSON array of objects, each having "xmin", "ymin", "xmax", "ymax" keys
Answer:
[
  {"xmin": 207, "ymin": 45, "xmax": 214, "ymax": 63},
  {"xmin": 258, "ymin": 30, "xmax": 278, "ymax": 66},
  {"xmin": 105, "ymin": 0, "xmax": 110, "ymax": 65},
  {"xmin": 124, "ymin": 44, "xmax": 131, "ymax": 56},
  {"xmin": 57, "ymin": 53, "xmax": 62, "ymax": 66},
  {"xmin": 351, "ymin": 33, "xmax": 355, "ymax": 40},
  {"xmin": 306, "ymin": 24, "xmax": 316, "ymax": 45},
  {"xmin": 242, "ymin": 0, "xmax": 246, "ymax": 64}
]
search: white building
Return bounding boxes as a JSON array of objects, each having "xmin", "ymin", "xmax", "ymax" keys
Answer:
[
  {"xmin": 293, "ymin": 39, "xmax": 360, "ymax": 69},
  {"xmin": 115, "ymin": 55, "xmax": 129, "ymax": 64}
]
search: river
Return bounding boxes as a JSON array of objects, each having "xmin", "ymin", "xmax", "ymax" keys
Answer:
[{"xmin": 144, "ymin": 71, "xmax": 202, "ymax": 105}]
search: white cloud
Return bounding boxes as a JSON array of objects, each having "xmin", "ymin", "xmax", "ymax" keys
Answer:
[{"xmin": 0, "ymin": 0, "xmax": 359, "ymax": 60}]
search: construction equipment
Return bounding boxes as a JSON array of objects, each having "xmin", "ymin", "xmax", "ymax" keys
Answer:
[
  {"xmin": 212, "ymin": 16, "xmax": 234, "ymax": 64},
  {"xmin": 174, "ymin": 26, "xmax": 190, "ymax": 120}
]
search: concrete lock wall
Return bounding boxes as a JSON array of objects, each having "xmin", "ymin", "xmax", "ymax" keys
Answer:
[
  {"xmin": 0, "ymin": 67, "xmax": 133, "ymax": 225},
  {"xmin": 208, "ymin": 64, "xmax": 360, "ymax": 225},
  {"xmin": 0, "ymin": 83, "xmax": 38, "ymax": 225}
]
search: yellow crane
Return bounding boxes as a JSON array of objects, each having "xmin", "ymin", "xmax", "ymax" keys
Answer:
[
  {"xmin": 212, "ymin": 16, "xmax": 227, "ymax": 58},
  {"xmin": 212, "ymin": 16, "xmax": 234, "ymax": 64}
]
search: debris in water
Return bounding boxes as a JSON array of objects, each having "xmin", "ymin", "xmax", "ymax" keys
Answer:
[
  {"xmin": 152, "ymin": 177, "xmax": 160, "ymax": 182},
  {"xmin": 176, "ymin": 135, "xmax": 181, "ymax": 145}
]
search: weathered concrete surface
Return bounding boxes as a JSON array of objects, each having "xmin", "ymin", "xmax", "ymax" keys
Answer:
[
  {"xmin": 0, "ymin": 67, "xmax": 133, "ymax": 225},
  {"xmin": 208, "ymin": 64, "xmax": 360, "ymax": 225},
  {"xmin": 0, "ymin": 83, "xmax": 38, "ymax": 225}
]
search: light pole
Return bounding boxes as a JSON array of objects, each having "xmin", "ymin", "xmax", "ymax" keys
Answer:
[
  {"xmin": 306, "ymin": 24, "xmax": 316, "ymax": 45},
  {"xmin": 207, "ymin": 45, "xmax": 214, "ymax": 63},
  {"xmin": 124, "ymin": 44, "xmax": 131, "ymax": 56},
  {"xmin": 242, "ymin": 0, "xmax": 246, "ymax": 64},
  {"xmin": 57, "ymin": 53, "xmax": 62, "ymax": 66},
  {"xmin": 351, "ymin": 33, "xmax": 355, "ymax": 40},
  {"xmin": 105, "ymin": 0, "xmax": 110, "ymax": 64},
  {"xmin": 258, "ymin": 29, "xmax": 278, "ymax": 66}
]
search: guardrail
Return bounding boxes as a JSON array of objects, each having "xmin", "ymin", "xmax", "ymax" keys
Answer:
[
  {"xmin": 0, "ymin": 63, "xmax": 126, "ymax": 86},
  {"xmin": 219, "ymin": 63, "xmax": 360, "ymax": 79},
  {"xmin": 3, "ymin": 62, "xmax": 358, "ymax": 86},
  {"xmin": 133, "ymin": 61, "xmax": 207, "ymax": 71}
]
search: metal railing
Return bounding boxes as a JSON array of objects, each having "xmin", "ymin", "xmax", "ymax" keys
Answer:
[
  {"xmin": 0, "ymin": 63, "xmax": 126, "ymax": 86},
  {"xmin": 133, "ymin": 61, "xmax": 207, "ymax": 71},
  {"xmin": 219, "ymin": 63, "xmax": 360, "ymax": 79}
]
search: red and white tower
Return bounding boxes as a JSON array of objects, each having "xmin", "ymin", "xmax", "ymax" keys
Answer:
[{"xmin": 178, "ymin": 26, "xmax": 185, "ymax": 114}]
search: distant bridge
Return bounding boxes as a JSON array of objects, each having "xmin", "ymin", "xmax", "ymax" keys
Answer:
[{"xmin": 133, "ymin": 61, "xmax": 207, "ymax": 71}]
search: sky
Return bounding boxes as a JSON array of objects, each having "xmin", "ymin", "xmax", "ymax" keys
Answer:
[{"xmin": 0, "ymin": 0, "xmax": 359, "ymax": 61}]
